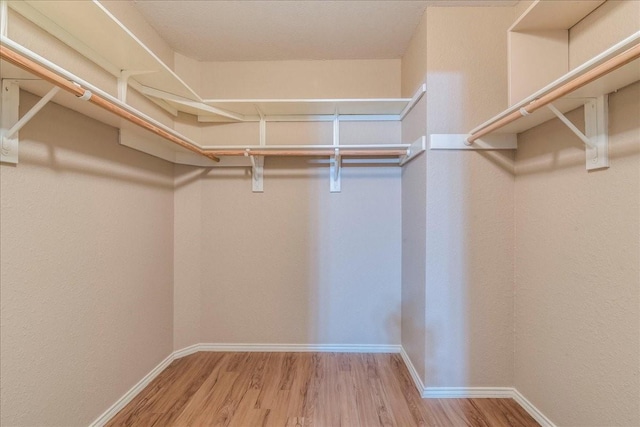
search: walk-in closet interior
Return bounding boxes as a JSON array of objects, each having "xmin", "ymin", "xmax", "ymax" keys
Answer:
[{"xmin": 1, "ymin": 1, "xmax": 638, "ymax": 426}]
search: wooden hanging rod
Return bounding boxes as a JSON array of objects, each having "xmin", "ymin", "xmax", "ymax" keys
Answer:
[
  {"xmin": 467, "ymin": 43, "xmax": 640, "ymax": 144},
  {"xmin": 0, "ymin": 40, "xmax": 417, "ymax": 161},
  {"xmin": 206, "ymin": 149, "xmax": 408, "ymax": 157},
  {"xmin": 0, "ymin": 44, "xmax": 220, "ymax": 162}
]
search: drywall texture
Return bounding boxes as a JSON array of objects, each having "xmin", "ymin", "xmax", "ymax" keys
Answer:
[
  {"xmin": 0, "ymin": 92, "xmax": 175, "ymax": 426},
  {"xmin": 424, "ymin": 7, "xmax": 516, "ymax": 388},
  {"xmin": 172, "ymin": 162, "xmax": 403, "ymax": 345},
  {"xmin": 400, "ymin": 8, "xmax": 428, "ymax": 384},
  {"xmin": 514, "ymin": 82, "xmax": 640, "ymax": 427},
  {"xmin": 173, "ymin": 129, "xmax": 403, "ymax": 346},
  {"xmin": 569, "ymin": 0, "xmax": 640, "ymax": 69},
  {"xmin": 173, "ymin": 166, "xmax": 204, "ymax": 351},
  {"xmin": 200, "ymin": 59, "xmax": 401, "ymax": 99},
  {"xmin": 401, "ymin": 10, "xmax": 427, "ymax": 98}
]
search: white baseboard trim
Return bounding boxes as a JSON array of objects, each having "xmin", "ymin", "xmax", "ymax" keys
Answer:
[
  {"xmin": 397, "ymin": 349, "xmax": 554, "ymax": 426},
  {"xmin": 399, "ymin": 347, "xmax": 426, "ymax": 395},
  {"xmin": 422, "ymin": 387, "xmax": 515, "ymax": 398},
  {"xmin": 511, "ymin": 388, "xmax": 557, "ymax": 427},
  {"xmin": 188, "ymin": 343, "xmax": 401, "ymax": 354},
  {"xmin": 90, "ymin": 343, "xmax": 554, "ymax": 427},
  {"xmin": 89, "ymin": 352, "xmax": 175, "ymax": 427}
]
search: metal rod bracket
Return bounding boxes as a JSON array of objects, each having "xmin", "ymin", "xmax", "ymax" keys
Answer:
[
  {"xmin": 399, "ymin": 136, "xmax": 427, "ymax": 165},
  {"xmin": 245, "ymin": 149, "xmax": 264, "ymax": 192}
]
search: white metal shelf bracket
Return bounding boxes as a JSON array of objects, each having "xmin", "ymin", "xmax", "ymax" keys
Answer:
[
  {"xmin": 245, "ymin": 149, "xmax": 264, "ymax": 193},
  {"xmin": 117, "ymin": 70, "xmax": 153, "ymax": 103},
  {"xmin": 1, "ymin": 81, "xmax": 60, "ymax": 164},
  {"xmin": 399, "ymin": 136, "xmax": 427, "ymax": 166},
  {"xmin": 246, "ymin": 109, "xmax": 267, "ymax": 192},
  {"xmin": 547, "ymin": 96, "xmax": 608, "ymax": 170},
  {"xmin": 330, "ymin": 114, "xmax": 341, "ymax": 193}
]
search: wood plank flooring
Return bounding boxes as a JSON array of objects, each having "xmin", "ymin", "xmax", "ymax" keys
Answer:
[{"xmin": 107, "ymin": 352, "xmax": 539, "ymax": 427}]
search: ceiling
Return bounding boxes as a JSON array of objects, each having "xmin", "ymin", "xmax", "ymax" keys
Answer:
[{"xmin": 131, "ymin": 0, "xmax": 519, "ymax": 62}]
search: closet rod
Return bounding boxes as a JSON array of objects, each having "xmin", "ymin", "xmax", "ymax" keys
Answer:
[
  {"xmin": 0, "ymin": 44, "xmax": 220, "ymax": 162},
  {"xmin": 467, "ymin": 43, "xmax": 640, "ymax": 144},
  {"xmin": 208, "ymin": 149, "xmax": 408, "ymax": 157}
]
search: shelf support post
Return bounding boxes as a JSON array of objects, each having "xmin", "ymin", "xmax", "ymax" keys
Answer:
[
  {"xmin": 1, "ymin": 1, "xmax": 8, "ymax": 37},
  {"xmin": 246, "ymin": 109, "xmax": 266, "ymax": 192},
  {"xmin": 330, "ymin": 113, "xmax": 341, "ymax": 192},
  {"xmin": 245, "ymin": 149, "xmax": 264, "ymax": 193},
  {"xmin": 1, "ymin": 81, "xmax": 60, "ymax": 164},
  {"xmin": 118, "ymin": 70, "xmax": 153, "ymax": 103}
]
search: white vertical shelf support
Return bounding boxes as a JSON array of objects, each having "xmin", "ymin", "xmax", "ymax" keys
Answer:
[
  {"xmin": 1, "ymin": 80, "xmax": 19, "ymax": 164},
  {"xmin": 249, "ymin": 109, "xmax": 266, "ymax": 192},
  {"xmin": 1, "ymin": 81, "xmax": 60, "ymax": 164},
  {"xmin": 117, "ymin": 71, "xmax": 132, "ymax": 102},
  {"xmin": 1, "ymin": 0, "xmax": 8, "ymax": 37},
  {"xmin": 585, "ymin": 95, "xmax": 609, "ymax": 171},
  {"xmin": 330, "ymin": 114, "xmax": 341, "ymax": 193}
]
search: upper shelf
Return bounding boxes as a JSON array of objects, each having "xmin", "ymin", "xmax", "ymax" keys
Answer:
[
  {"xmin": 9, "ymin": 0, "xmax": 418, "ymax": 123},
  {"xmin": 140, "ymin": 86, "xmax": 423, "ymax": 123},
  {"xmin": 470, "ymin": 32, "xmax": 640, "ymax": 137},
  {"xmin": 510, "ymin": 0, "xmax": 605, "ymax": 32},
  {"xmin": 9, "ymin": 0, "xmax": 200, "ymax": 101}
]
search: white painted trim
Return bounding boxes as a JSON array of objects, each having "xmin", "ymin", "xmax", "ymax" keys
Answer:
[
  {"xmin": 180, "ymin": 343, "xmax": 401, "ymax": 356},
  {"xmin": 89, "ymin": 352, "xmax": 175, "ymax": 427},
  {"xmin": 512, "ymin": 388, "xmax": 557, "ymax": 427},
  {"xmin": 172, "ymin": 343, "xmax": 201, "ymax": 359},
  {"xmin": 397, "ymin": 348, "xmax": 554, "ymax": 425},
  {"xmin": 89, "ymin": 343, "xmax": 400, "ymax": 425},
  {"xmin": 90, "ymin": 344, "xmax": 555, "ymax": 427},
  {"xmin": 399, "ymin": 347, "xmax": 426, "ymax": 395},
  {"xmin": 422, "ymin": 387, "xmax": 515, "ymax": 398}
]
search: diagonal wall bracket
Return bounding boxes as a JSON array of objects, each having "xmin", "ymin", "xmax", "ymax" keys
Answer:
[
  {"xmin": 548, "ymin": 95, "xmax": 608, "ymax": 171},
  {"xmin": 1, "ymin": 80, "xmax": 60, "ymax": 164}
]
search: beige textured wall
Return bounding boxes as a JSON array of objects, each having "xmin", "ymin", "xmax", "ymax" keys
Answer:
[
  {"xmin": 0, "ymin": 93, "xmax": 175, "ymax": 426},
  {"xmin": 173, "ymin": 166, "xmax": 204, "ymax": 350},
  {"xmin": 200, "ymin": 59, "xmax": 401, "ymax": 99},
  {"xmin": 401, "ymin": 11, "xmax": 427, "ymax": 98},
  {"xmin": 400, "ymin": 9, "xmax": 428, "ymax": 383},
  {"xmin": 514, "ymin": 82, "xmax": 640, "ymax": 427},
  {"xmin": 188, "ymin": 159, "xmax": 402, "ymax": 345},
  {"xmin": 569, "ymin": 0, "xmax": 640, "ymax": 69},
  {"xmin": 424, "ymin": 7, "xmax": 516, "ymax": 387}
]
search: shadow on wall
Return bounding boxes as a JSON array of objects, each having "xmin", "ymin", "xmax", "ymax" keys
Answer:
[
  {"xmin": 424, "ymin": 151, "xmax": 469, "ymax": 386},
  {"xmin": 516, "ymin": 103, "xmax": 640, "ymax": 176},
  {"xmin": 424, "ymin": 71, "xmax": 515, "ymax": 388},
  {"xmin": 191, "ymin": 156, "xmax": 402, "ymax": 346},
  {"xmin": 11, "ymin": 91, "xmax": 174, "ymax": 190}
]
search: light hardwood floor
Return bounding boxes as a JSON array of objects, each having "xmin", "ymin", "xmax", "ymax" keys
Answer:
[{"xmin": 107, "ymin": 352, "xmax": 539, "ymax": 427}]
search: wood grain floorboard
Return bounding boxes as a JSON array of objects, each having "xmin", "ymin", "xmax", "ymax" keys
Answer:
[{"xmin": 107, "ymin": 352, "xmax": 540, "ymax": 427}]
